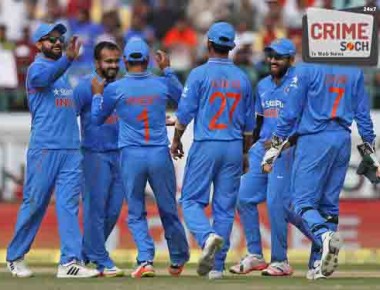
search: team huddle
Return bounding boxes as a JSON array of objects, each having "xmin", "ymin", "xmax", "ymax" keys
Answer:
[{"xmin": 5, "ymin": 20, "xmax": 379, "ymax": 280}]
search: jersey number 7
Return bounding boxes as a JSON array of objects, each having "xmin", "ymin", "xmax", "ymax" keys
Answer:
[
  {"xmin": 209, "ymin": 92, "xmax": 241, "ymax": 130},
  {"xmin": 329, "ymin": 87, "xmax": 345, "ymax": 118}
]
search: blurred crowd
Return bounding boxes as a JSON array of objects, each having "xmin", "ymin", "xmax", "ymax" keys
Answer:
[{"xmin": 1, "ymin": 0, "xmax": 380, "ymax": 111}]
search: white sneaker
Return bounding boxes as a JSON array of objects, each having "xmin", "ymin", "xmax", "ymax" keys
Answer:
[
  {"xmin": 208, "ymin": 270, "xmax": 223, "ymax": 280},
  {"xmin": 229, "ymin": 254, "xmax": 267, "ymax": 274},
  {"xmin": 197, "ymin": 233, "xmax": 224, "ymax": 276},
  {"xmin": 101, "ymin": 266, "xmax": 124, "ymax": 277},
  {"xmin": 57, "ymin": 261, "xmax": 100, "ymax": 278},
  {"xmin": 306, "ymin": 260, "xmax": 327, "ymax": 280},
  {"xmin": 321, "ymin": 231, "xmax": 342, "ymax": 277},
  {"xmin": 7, "ymin": 259, "xmax": 33, "ymax": 278}
]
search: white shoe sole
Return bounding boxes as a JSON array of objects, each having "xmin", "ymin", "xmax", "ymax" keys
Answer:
[
  {"xmin": 197, "ymin": 236, "xmax": 224, "ymax": 276},
  {"xmin": 10, "ymin": 273, "xmax": 33, "ymax": 278},
  {"xmin": 321, "ymin": 232, "xmax": 342, "ymax": 277},
  {"xmin": 57, "ymin": 272, "xmax": 99, "ymax": 278}
]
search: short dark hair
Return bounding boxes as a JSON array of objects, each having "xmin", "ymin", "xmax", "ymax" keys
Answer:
[
  {"xmin": 94, "ymin": 41, "xmax": 120, "ymax": 60},
  {"xmin": 210, "ymin": 41, "xmax": 231, "ymax": 54},
  {"xmin": 126, "ymin": 60, "xmax": 148, "ymax": 66}
]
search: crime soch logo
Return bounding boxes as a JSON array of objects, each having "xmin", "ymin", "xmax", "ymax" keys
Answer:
[{"xmin": 302, "ymin": 6, "xmax": 378, "ymax": 66}]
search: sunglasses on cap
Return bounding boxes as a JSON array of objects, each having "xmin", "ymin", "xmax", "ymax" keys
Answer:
[
  {"xmin": 40, "ymin": 35, "xmax": 65, "ymax": 44},
  {"xmin": 266, "ymin": 51, "xmax": 291, "ymax": 60}
]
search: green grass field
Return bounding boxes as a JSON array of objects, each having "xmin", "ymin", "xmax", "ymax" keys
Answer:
[{"xmin": 0, "ymin": 264, "xmax": 379, "ymax": 290}]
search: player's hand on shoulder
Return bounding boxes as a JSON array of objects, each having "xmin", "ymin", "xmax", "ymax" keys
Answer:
[
  {"xmin": 170, "ymin": 140, "xmax": 184, "ymax": 160},
  {"xmin": 155, "ymin": 50, "xmax": 170, "ymax": 70},
  {"xmin": 66, "ymin": 36, "xmax": 82, "ymax": 61},
  {"xmin": 91, "ymin": 77, "xmax": 106, "ymax": 95}
]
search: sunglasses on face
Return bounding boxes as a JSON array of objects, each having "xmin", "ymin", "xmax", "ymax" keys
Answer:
[
  {"xmin": 40, "ymin": 35, "xmax": 65, "ymax": 44},
  {"xmin": 266, "ymin": 52, "xmax": 290, "ymax": 61}
]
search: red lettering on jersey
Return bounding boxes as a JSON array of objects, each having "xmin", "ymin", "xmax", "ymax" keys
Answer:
[
  {"xmin": 263, "ymin": 108, "xmax": 279, "ymax": 118},
  {"xmin": 325, "ymin": 74, "xmax": 347, "ymax": 84},
  {"xmin": 55, "ymin": 98, "xmax": 74, "ymax": 108},
  {"xmin": 126, "ymin": 96, "xmax": 158, "ymax": 105}
]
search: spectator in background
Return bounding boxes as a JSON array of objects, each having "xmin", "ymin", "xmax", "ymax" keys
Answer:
[
  {"xmin": 67, "ymin": 0, "xmax": 92, "ymax": 18},
  {"xmin": 230, "ymin": 0, "xmax": 257, "ymax": 32},
  {"xmin": 187, "ymin": 0, "xmax": 234, "ymax": 32},
  {"xmin": 0, "ymin": 25, "xmax": 15, "ymax": 51},
  {"xmin": 69, "ymin": 6, "xmax": 104, "ymax": 65},
  {"xmin": 233, "ymin": 44, "xmax": 259, "ymax": 88},
  {"xmin": 14, "ymin": 27, "xmax": 38, "ymax": 110},
  {"xmin": 0, "ymin": 24, "xmax": 17, "ymax": 111},
  {"xmin": 131, "ymin": 0, "xmax": 152, "ymax": 21},
  {"xmin": 162, "ymin": 16, "xmax": 197, "ymax": 78},
  {"xmin": 43, "ymin": 0, "xmax": 69, "ymax": 25},
  {"xmin": 288, "ymin": 30, "xmax": 303, "ymax": 63},
  {"xmin": 68, "ymin": 5, "xmax": 104, "ymax": 86},
  {"xmin": 0, "ymin": 0, "xmax": 28, "ymax": 41},
  {"xmin": 147, "ymin": 0, "xmax": 178, "ymax": 40},
  {"xmin": 255, "ymin": 15, "xmax": 286, "ymax": 53},
  {"xmin": 124, "ymin": 14, "xmax": 156, "ymax": 44},
  {"xmin": 97, "ymin": 10, "xmax": 124, "ymax": 49},
  {"xmin": 282, "ymin": 0, "xmax": 308, "ymax": 30}
]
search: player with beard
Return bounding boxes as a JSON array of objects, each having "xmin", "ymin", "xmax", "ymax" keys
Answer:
[
  {"xmin": 230, "ymin": 38, "xmax": 315, "ymax": 276},
  {"xmin": 73, "ymin": 41, "xmax": 124, "ymax": 277},
  {"xmin": 6, "ymin": 23, "xmax": 99, "ymax": 278}
]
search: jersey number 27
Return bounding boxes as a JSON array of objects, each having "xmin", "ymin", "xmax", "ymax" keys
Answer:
[{"xmin": 209, "ymin": 91, "xmax": 241, "ymax": 130}]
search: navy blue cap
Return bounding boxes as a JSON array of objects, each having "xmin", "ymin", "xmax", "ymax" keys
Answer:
[
  {"xmin": 32, "ymin": 22, "xmax": 67, "ymax": 43},
  {"xmin": 123, "ymin": 38, "xmax": 150, "ymax": 61},
  {"xmin": 207, "ymin": 22, "xmax": 236, "ymax": 49},
  {"xmin": 264, "ymin": 38, "xmax": 296, "ymax": 56}
]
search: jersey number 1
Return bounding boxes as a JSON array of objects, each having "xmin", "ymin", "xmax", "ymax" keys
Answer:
[
  {"xmin": 137, "ymin": 107, "xmax": 150, "ymax": 142},
  {"xmin": 209, "ymin": 92, "xmax": 241, "ymax": 130},
  {"xmin": 329, "ymin": 87, "xmax": 345, "ymax": 118}
]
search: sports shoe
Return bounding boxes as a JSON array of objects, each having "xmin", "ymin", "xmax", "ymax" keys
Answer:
[
  {"xmin": 321, "ymin": 231, "xmax": 342, "ymax": 277},
  {"xmin": 168, "ymin": 264, "xmax": 184, "ymax": 277},
  {"xmin": 197, "ymin": 233, "xmax": 224, "ymax": 276},
  {"xmin": 57, "ymin": 261, "xmax": 100, "ymax": 278},
  {"xmin": 101, "ymin": 266, "xmax": 124, "ymax": 277},
  {"xmin": 7, "ymin": 259, "xmax": 33, "ymax": 278},
  {"xmin": 131, "ymin": 261, "xmax": 155, "ymax": 278},
  {"xmin": 208, "ymin": 270, "xmax": 223, "ymax": 280},
  {"xmin": 306, "ymin": 260, "xmax": 327, "ymax": 280},
  {"xmin": 229, "ymin": 254, "xmax": 267, "ymax": 274},
  {"xmin": 262, "ymin": 261, "xmax": 293, "ymax": 276}
]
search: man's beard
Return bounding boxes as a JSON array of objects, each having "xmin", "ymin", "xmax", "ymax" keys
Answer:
[
  {"xmin": 100, "ymin": 68, "xmax": 119, "ymax": 81},
  {"xmin": 41, "ymin": 46, "xmax": 62, "ymax": 60}
]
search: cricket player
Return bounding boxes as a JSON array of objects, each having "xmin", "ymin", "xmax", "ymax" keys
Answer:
[
  {"xmin": 6, "ymin": 23, "xmax": 99, "ymax": 278},
  {"xmin": 91, "ymin": 38, "xmax": 189, "ymax": 278},
  {"xmin": 73, "ymin": 41, "xmax": 124, "ymax": 277},
  {"xmin": 262, "ymin": 63, "xmax": 378, "ymax": 279},
  {"xmin": 230, "ymin": 38, "xmax": 315, "ymax": 276},
  {"xmin": 171, "ymin": 22, "xmax": 255, "ymax": 280}
]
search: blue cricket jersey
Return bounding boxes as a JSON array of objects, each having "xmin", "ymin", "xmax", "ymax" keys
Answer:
[
  {"xmin": 26, "ymin": 54, "xmax": 80, "ymax": 149},
  {"xmin": 175, "ymin": 58, "xmax": 255, "ymax": 141},
  {"xmin": 91, "ymin": 68, "xmax": 182, "ymax": 147},
  {"xmin": 74, "ymin": 74, "xmax": 118, "ymax": 152},
  {"xmin": 256, "ymin": 66, "xmax": 296, "ymax": 141},
  {"xmin": 275, "ymin": 63, "xmax": 376, "ymax": 144}
]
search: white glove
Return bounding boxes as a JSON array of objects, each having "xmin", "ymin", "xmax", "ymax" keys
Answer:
[{"xmin": 261, "ymin": 135, "xmax": 288, "ymax": 173}]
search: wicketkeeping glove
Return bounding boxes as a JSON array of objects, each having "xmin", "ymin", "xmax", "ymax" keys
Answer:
[
  {"xmin": 356, "ymin": 142, "xmax": 380, "ymax": 184},
  {"xmin": 261, "ymin": 135, "xmax": 289, "ymax": 172}
]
